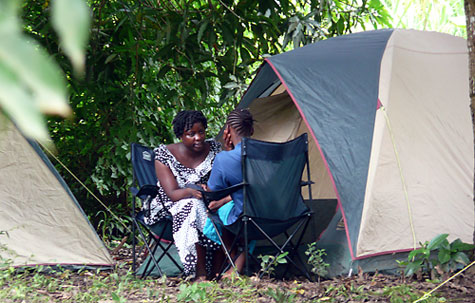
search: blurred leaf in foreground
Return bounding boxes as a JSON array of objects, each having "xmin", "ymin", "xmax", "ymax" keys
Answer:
[{"xmin": 0, "ymin": 0, "xmax": 90, "ymax": 145}]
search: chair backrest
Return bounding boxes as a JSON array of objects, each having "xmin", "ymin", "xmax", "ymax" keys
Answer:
[
  {"xmin": 241, "ymin": 133, "xmax": 310, "ymax": 221},
  {"xmin": 131, "ymin": 143, "xmax": 157, "ymax": 188}
]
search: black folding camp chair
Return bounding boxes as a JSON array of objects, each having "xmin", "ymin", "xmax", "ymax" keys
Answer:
[
  {"xmin": 201, "ymin": 133, "xmax": 314, "ymax": 279},
  {"xmin": 130, "ymin": 143, "xmax": 183, "ymax": 277}
]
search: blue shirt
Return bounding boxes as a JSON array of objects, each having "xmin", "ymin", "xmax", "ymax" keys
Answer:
[{"xmin": 207, "ymin": 143, "xmax": 243, "ymax": 225}]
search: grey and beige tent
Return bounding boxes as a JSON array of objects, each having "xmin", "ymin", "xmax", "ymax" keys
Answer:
[
  {"xmin": 0, "ymin": 117, "xmax": 113, "ymax": 268},
  {"xmin": 236, "ymin": 29, "xmax": 474, "ymax": 276}
]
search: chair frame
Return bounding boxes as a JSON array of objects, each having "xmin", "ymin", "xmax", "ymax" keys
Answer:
[
  {"xmin": 130, "ymin": 143, "xmax": 183, "ymax": 278},
  {"xmin": 201, "ymin": 134, "xmax": 314, "ymax": 279}
]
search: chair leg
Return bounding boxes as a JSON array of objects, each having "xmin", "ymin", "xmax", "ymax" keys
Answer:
[
  {"xmin": 250, "ymin": 217, "xmax": 312, "ymax": 280},
  {"xmin": 283, "ymin": 215, "xmax": 313, "ymax": 279},
  {"xmin": 207, "ymin": 213, "xmax": 236, "ymax": 272},
  {"xmin": 142, "ymin": 237, "xmax": 160, "ymax": 278},
  {"xmin": 132, "ymin": 217, "xmax": 136, "ymax": 275},
  {"xmin": 150, "ymin": 220, "xmax": 183, "ymax": 273},
  {"xmin": 275, "ymin": 219, "xmax": 311, "ymax": 280},
  {"xmin": 244, "ymin": 218, "xmax": 249, "ymax": 276},
  {"xmin": 138, "ymin": 234, "xmax": 183, "ymax": 277},
  {"xmin": 160, "ymin": 241, "xmax": 183, "ymax": 272},
  {"xmin": 216, "ymin": 224, "xmax": 244, "ymax": 280},
  {"xmin": 134, "ymin": 220, "xmax": 163, "ymax": 277}
]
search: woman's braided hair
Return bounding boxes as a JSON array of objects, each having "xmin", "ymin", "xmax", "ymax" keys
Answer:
[
  {"xmin": 226, "ymin": 108, "xmax": 254, "ymax": 137},
  {"xmin": 172, "ymin": 110, "xmax": 207, "ymax": 138}
]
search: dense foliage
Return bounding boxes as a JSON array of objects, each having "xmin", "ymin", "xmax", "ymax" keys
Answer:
[
  {"xmin": 397, "ymin": 234, "xmax": 474, "ymax": 279},
  {"xmin": 21, "ymin": 0, "xmax": 390, "ymax": 231}
]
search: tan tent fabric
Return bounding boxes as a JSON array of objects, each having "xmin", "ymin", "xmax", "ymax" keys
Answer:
[
  {"xmin": 0, "ymin": 119, "xmax": 113, "ymax": 266},
  {"xmin": 250, "ymin": 92, "xmax": 302, "ymax": 142},
  {"xmin": 248, "ymin": 91, "xmax": 337, "ymax": 200},
  {"xmin": 357, "ymin": 30, "xmax": 474, "ymax": 257}
]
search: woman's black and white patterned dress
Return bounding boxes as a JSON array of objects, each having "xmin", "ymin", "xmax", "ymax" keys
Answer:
[{"xmin": 143, "ymin": 139, "xmax": 221, "ymax": 277}]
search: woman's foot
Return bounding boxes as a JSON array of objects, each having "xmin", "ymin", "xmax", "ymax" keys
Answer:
[
  {"xmin": 221, "ymin": 269, "xmax": 238, "ymax": 280},
  {"xmin": 192, "ymin": 275, "xmax": 207, "ymax": 282}
]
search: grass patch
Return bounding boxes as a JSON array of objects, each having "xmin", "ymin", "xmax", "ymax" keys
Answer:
[{"xmin": 0, "ymin": 263, "xmax": 451, "ymax": 303}]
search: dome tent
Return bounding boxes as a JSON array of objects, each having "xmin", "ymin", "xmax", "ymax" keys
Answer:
[
  {"xmin": 236, "ymin": 29, "xmax": 474, "ymax": 276},
  {"xmin": 0, "ymin": 117, "xmax": 113, "ymax": 269}
]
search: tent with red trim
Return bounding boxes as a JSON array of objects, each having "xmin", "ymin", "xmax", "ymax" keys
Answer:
[{"xmin": 237, "ymin": 29, "xmax": 474, "ymax": 276}]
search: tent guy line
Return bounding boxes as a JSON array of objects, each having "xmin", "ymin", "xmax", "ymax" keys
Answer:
[
  {"xmin": 39, "ymin": 141, "xmax": 132, "ymax": 234},
  {"xmin": 380, "ymin": 104, "xmax": 416, "ymax": 250}
]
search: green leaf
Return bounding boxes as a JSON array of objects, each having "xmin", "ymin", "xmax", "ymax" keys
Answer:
[
  {"xmin": 51, "ymin": 0, "xmax": 91, "ymax": 74},
  {"xmin": 440, "ymin": 239, "xmax": 450, "ymax": 251},
  {"xmin": 404, "ymin": 262, "xmax": 420, "ymax": 277},
  {"xmin": 287, "ymin": 17, "xmax": 299, "ymax": 33},
  {"xmin": 292, "ymin": 30, "xmax": 302, "ymax": 47},
  {"xmin": 0, "ymin": 34, "xmax": 70, "ymax": 117},
  {"xmin": 422, "ymin": 248, "xmax": 430, "ymax": 257},
  {"xmin": 282, "ymin": 33, "xmax": 291, "ymax": 49},
  {"xmin": 453, "ymin": 252, "xmax": 469, "ymax": 265},
  {"xmin": 437, "ymin": 249, "xmax": 451, "ymax": 264},
  {"xmin": 223, "ymin": 82, "xmax": 239, "ymax": 89},
  {"xmin": 197, "ymin": 20, "xmax": 209, "ymax": 43},
  {"xmin": 260, "ymin": 255, "xmax": 271, "ymax": 262},
  {"xmin": 427, "ymin": 234, "xmax": 449, "ymax": 250},
  {"xmin": 397, "ymin": 260, "xmax": 409, "ymax": 266},
  {"xmin": 240, "ymin": 47, "xmax": 252, "ymax": 64},
  {"xmin": 450, "ymin": 239, "xmax": 475, "ymax": 251},
  {"xmin": 158, "ymin": 65, "xmax": 171, "ymax": 78},
  {"xmin": 221, "ymin": 23, "xmax": 234, "ymax": 45},
  {"xmin": 336, "ymin": 17, "xmax": 345, "ymax": 34},
  {"xmin": 111, "ymin": 291, "xmax": 120, "ymax": 302},
  {"xmin": 0, "ymin": 0, "xmax": 21, "ymax": 36},
  {"xmin": 408, "ymin": 249, "xmax": 422, "ymax": 261},
  {"xmin": 0, "ymin": 62, "xmax": 49, "ymax": 142},
  {"xmin": 105, "ymin": 54, "xmax": 117, "ymax": 64}
]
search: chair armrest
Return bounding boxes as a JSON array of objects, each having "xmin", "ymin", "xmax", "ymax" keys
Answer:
[
  {"xmin": 135, "ymin": 184, "xmax": 159, "ymax": 198},
  {"xmin": 131, "ymin": 185, "xmax": 165, "ymax": 218},
  {"xmin": 200, "ymin": 183, "xmax": 245, "ymax": 203}
]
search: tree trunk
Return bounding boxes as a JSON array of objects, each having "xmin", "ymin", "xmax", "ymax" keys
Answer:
[{"xmin": 464, "ymin": 0, "xmax": 475, "ymax": 245}]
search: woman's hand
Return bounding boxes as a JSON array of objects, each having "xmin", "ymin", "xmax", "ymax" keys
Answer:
[
  {"xmin": 186, "ymin": 187, "xmax": 202, "ymax": 199},
  {"xmin": 156, "ymin": 160, "xmax": 205, "ymax": 201},
  {"xmin": 208, "ymin": 195, "xmax": 232, "ymax": 211},
  {"xmin": 208, "ymin": 200, "xmax": 225, "ymax": 211}
]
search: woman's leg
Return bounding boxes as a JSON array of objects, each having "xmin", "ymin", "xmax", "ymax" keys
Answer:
[
  {"xmin": 221, "ymin": 229, "xmax": 245, "ymax": 275},
  {"xmin": 210, "ymin": 247, "xmax": 225, "ymax": 279},
  {"xmin": 195, "ymin": 244, "xmax": 207, "ymax": 279},
  {"xmin": 169, "ymin": 198, "xmax": 208, "ymax": 277}
]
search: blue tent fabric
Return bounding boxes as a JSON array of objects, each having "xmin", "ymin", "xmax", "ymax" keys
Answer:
[
  {"xmin": 266, "ymin": 30, "xmax": 393, "ymax": 257},
  {"xmin": 238, "ymin": 63, "xmax": 280, "ymax": 108},
  {"xmin": 237, "ymin": 30, "xmax": 394, "ymax": 258}
]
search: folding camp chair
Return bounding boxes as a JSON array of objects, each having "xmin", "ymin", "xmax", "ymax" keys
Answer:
[
  {"xmin": 130, "ymin": 143, "xmax": 183, "ymax": 277},
  {"xmin": 201, "ymin": 133, "xmax": 314, "ymax": 279}
]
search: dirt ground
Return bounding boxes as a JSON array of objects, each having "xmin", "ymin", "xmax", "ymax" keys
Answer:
[{"xmin": 111, "ymin": 248, "xmax": 475, "ymax": 302}]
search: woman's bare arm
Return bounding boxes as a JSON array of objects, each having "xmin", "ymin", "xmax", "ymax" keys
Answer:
[
  {"xmin": 155, "ymin": 160, "xmax": 202, "ymax": 202},
  {"xmin": 208, "ymin": 195, "xmax": 232, "ymax": 211}
]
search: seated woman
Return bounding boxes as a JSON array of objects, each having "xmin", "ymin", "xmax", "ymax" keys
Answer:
[
  {"xmin": 205, "ymin": 108, "xmax": 254, "ymax": 274},
  {"xmin": 143, "ymin": 110, "xmax": 221, "ymax": 279}
]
